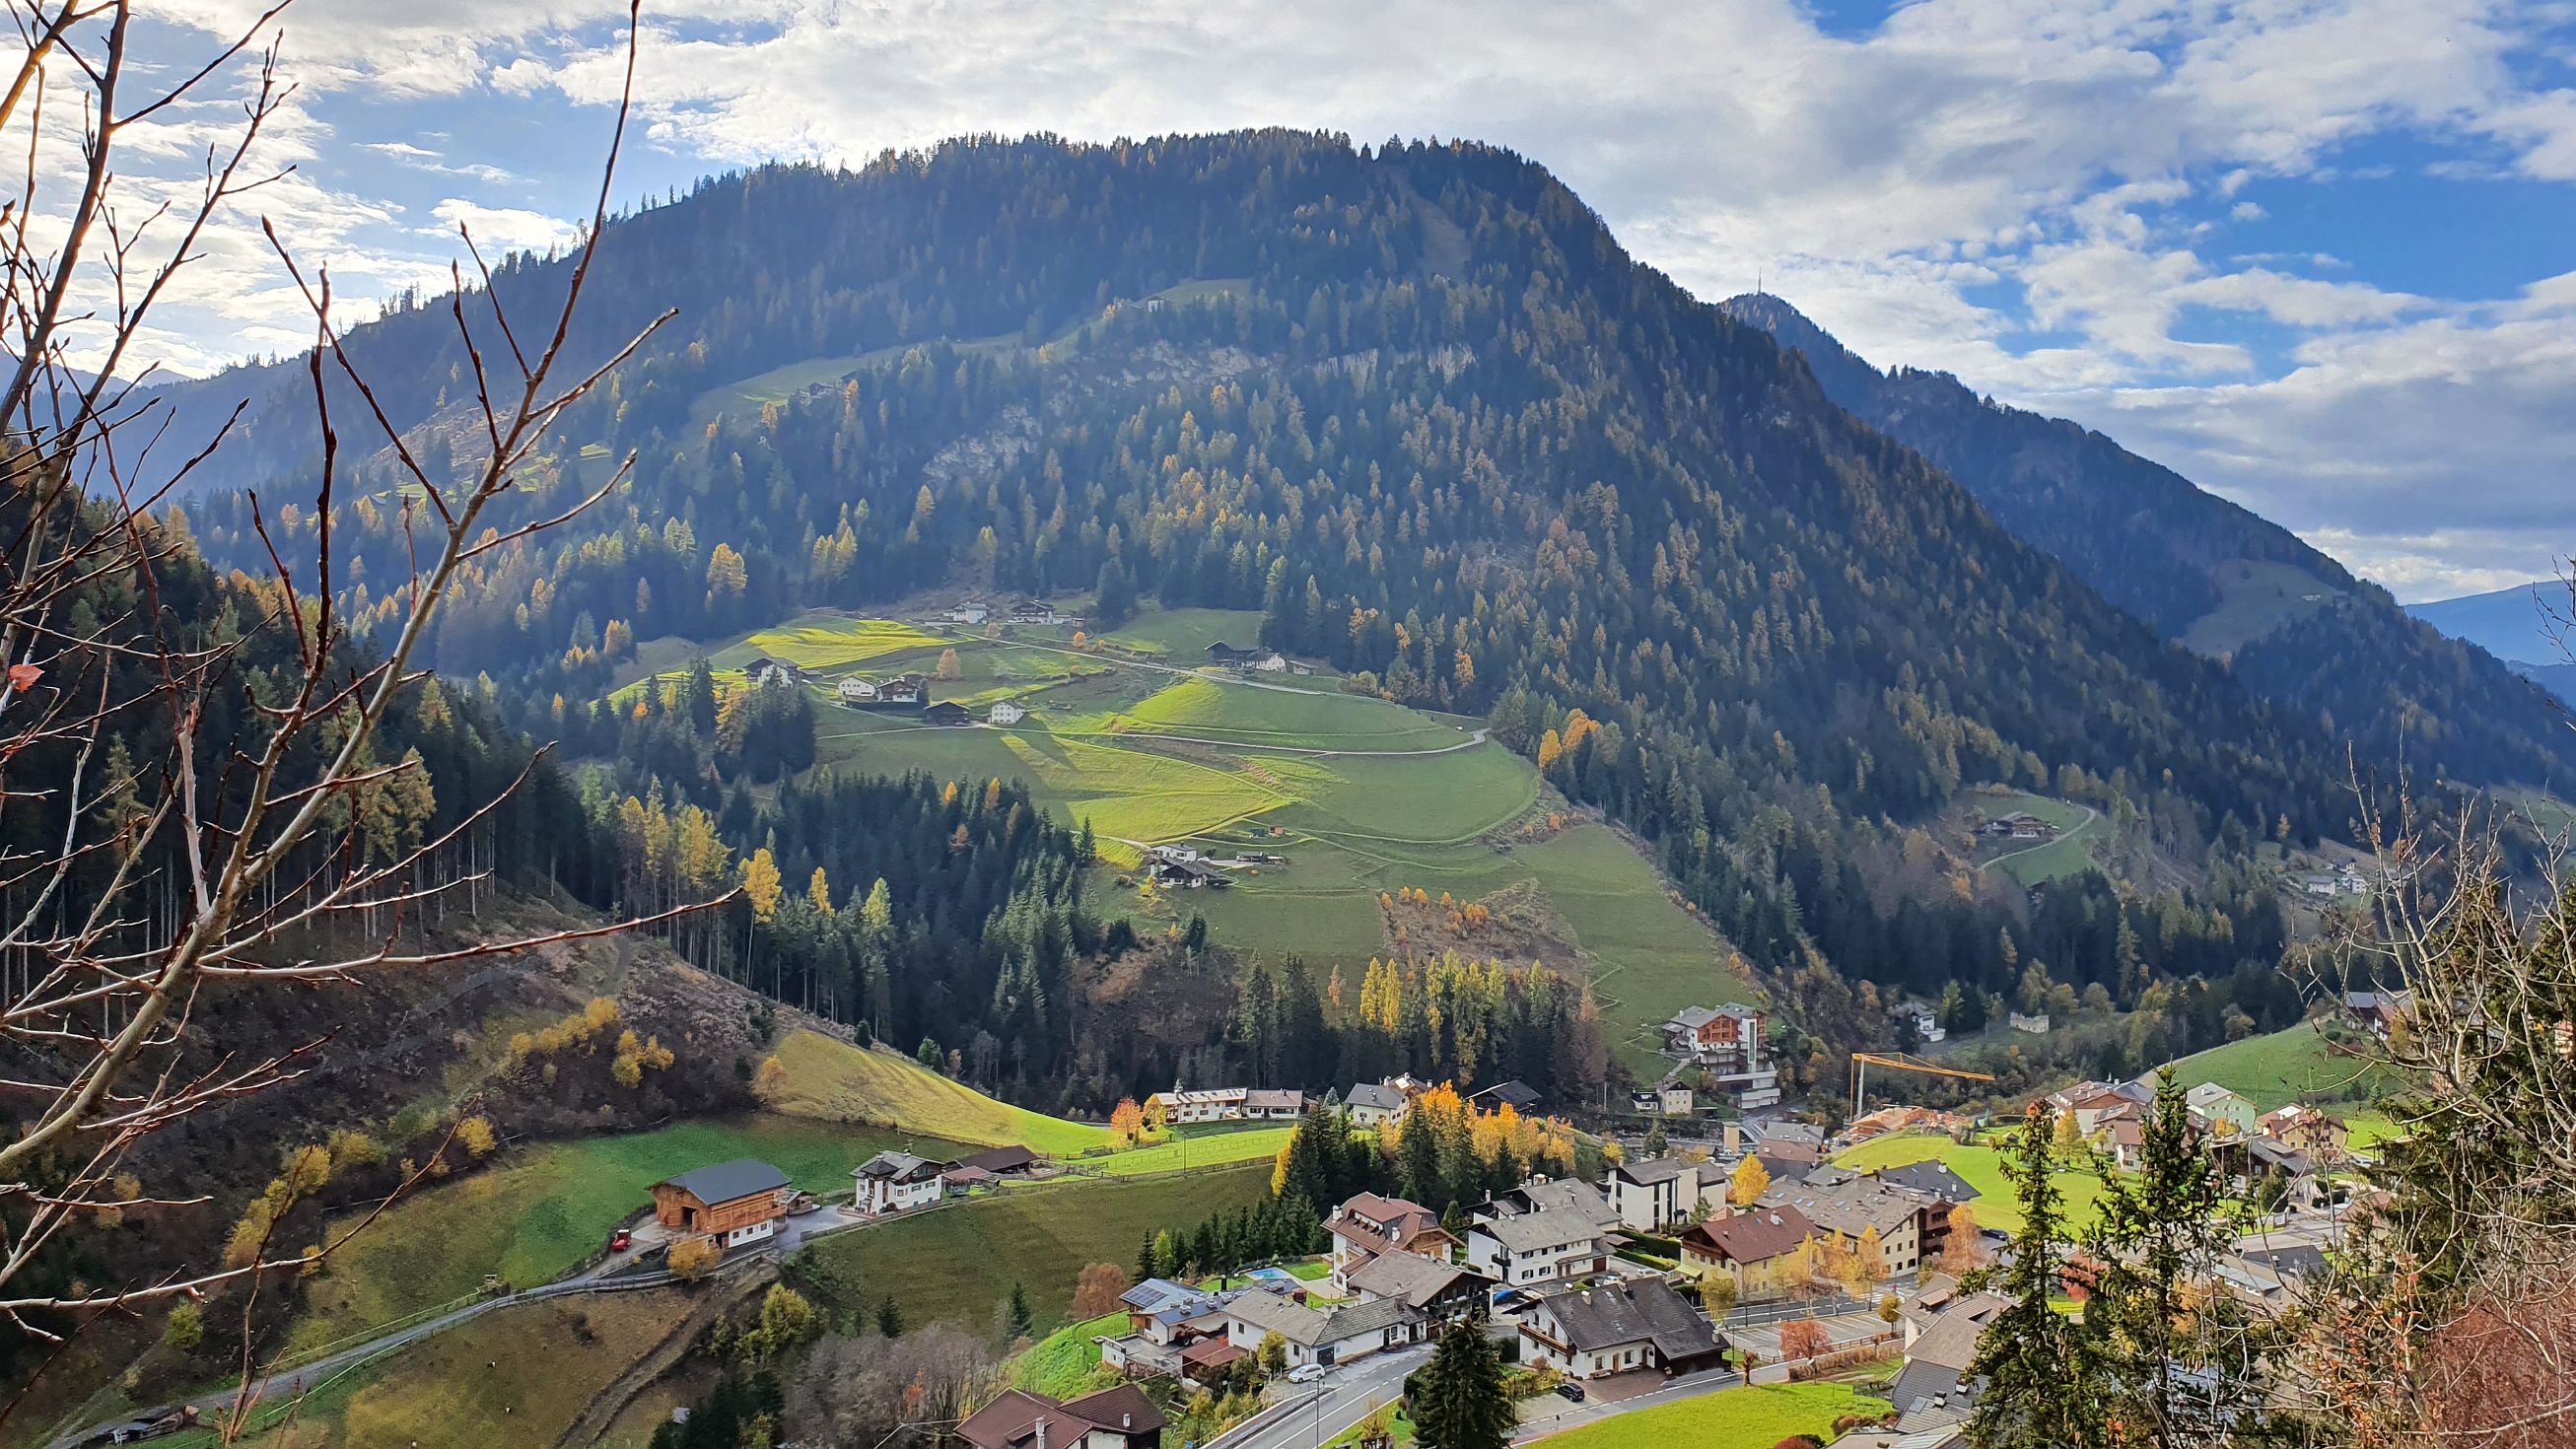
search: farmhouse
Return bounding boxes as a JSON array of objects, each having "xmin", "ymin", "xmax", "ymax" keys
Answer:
[
  {"xmin": 1978, "ymin": 812, "xmax": 2058, "ymax": 840},
  {"xmin": 954, "ymin": 1144, "xmax": 1041, "ymax": 1178},
  {"xmin": 1204, "ymin": 642, "xmax": 1285, "ymax": 670},
  {"xmin": 1606, "ymin": 1155, "xmax": 1703, "ymax": 1231},
  {"xmin": 849, "ymin": 672, "xmax": 928, "ymax": 708},
  {"xmin": 1515, "ymin": 1279, "xmax": 1727, "ymax": 1380},
  {"xmin": 1010, "ymin": 600, "xmax": 1079, "ymax": 626},
  {"xmin": 1679, "ymin": 1204, "xmax": 1818, "ymax": 1299},
  {"xmin": 1470, "ymin": 1079, "xmax": 1542, "ymax": 1114},
  {"xmin": 1148, "ymin": 1087, "xmax": 1249, "ymax": 1124},
  {"xmin": 956, "ymin": 1386, "xmax": 1165, "ymax": 1449},
  {"xmin": 647, "ymin": 1158, "xmax": 794, "ymax": 1249},
  {"xmin": 2048, "ymin": 1079, "xmax": 2153, "ymax": 1136},
  {"xmin": 854, "ymin": 1150, "xmax": 949, "ymax": 1213},
  {"xmin": 1148, "ymin": 857, "xmax": 1230, "ymax": 890},
  {"xmin": 1343, "ymin": 1081, "xmax": 1409, "ymax": 1127},
  {"xmin": 1894, "ymin": 1000, "xmax": 1946, "ymax": 1044},
  {"xmin": 923, "ymin": 701, "xmax": 974, "ymax": 726},
  {"xmin": 989, "ymin": 700, "xmax": 1026, "ymax": 725},
  {"xmin": 1466, "ymin": 1206, "xmax": 1610, "ymax": 1290},
  {"xmin": 744, "ymin": 657, "xmax": 800, "ymax": 687},
  {"xmin": 947, "ymin": 603, "xmax": 992, "ymax": 625}
]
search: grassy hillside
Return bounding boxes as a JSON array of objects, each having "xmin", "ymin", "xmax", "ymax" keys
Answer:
[
  {"xmin": 759, "ymin": 1029, "xmax": 1113, "ymax": 1153},
  {"xmin": 798, "ymin": 1165, "xmax": 1272, "ymax": 1335},
  {"xmin": 1008, "ymin": 1311, "xmax": 1129, "ymax": 1397},
  {"xmin": 658, "ymin": 609, "xmax": 1757, "ymax": 1072},
  {"xmin": 291, "ymin": 1115, "xmax": 959, "ymax": 1353},
  {"xmin": 1533, "ymin": 1382, "xmax": 1876, "ymax": 1449},
  {"xmin": 1832, "ymin": 1134, "xmax": 2108, "ymax": 1234},
  {"xmin": 163, "ymin": 1288, "xmax": 700, "ymax": 1449},
  {"xmin": 2166, "ymin": 1023, "xmax": 2391, "ymax": 1110}
]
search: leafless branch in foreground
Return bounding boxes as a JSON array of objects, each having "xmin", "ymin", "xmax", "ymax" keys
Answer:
[{"xmin": 0, "ymin": 0, "xmax": 682, "ymax": 1357}]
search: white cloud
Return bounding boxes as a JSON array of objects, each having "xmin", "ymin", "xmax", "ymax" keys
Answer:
[{"xmin": 426, "ymin": 198, "xmax": 584, "ymax": 254}]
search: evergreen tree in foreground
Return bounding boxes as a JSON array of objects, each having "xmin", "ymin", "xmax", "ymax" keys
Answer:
[
  {"xmin": 2083, "ymin": 1069, "xmax": 2263, "ymax": 1446},
  {"xmin": 1967, "ymin": 1104, "xmax": 2103, "ymax": 1448},
  {"xmin": 1411, "ymin": 1322, "xmax": 1514, "ymax": 1449}
]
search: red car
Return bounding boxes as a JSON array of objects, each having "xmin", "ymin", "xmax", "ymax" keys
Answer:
[{"xmin": 609, "ymin": 1228, "xmax": 633, "ymax": 1252}]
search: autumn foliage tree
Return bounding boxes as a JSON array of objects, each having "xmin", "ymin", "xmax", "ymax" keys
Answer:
[
  {"xmin": 1109, "ymin": 1098, "xmax": 1148, "ymax": 1143},
  {"xmin": 1072, "ymin": 1263, "xmax": 1132, "ymax": 1319},
  {"xmin": 1778, "ymin": 1319, "xmax": 1830, "ymax": 1361}
]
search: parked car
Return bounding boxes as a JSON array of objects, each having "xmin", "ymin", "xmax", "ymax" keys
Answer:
[
  {"xmin": 1288, "ymin": 1363, "xmax": 1326, "ymax": 1384},
  {"xmin": 608, "ymin": 1228, "xmax": 632, "ymax": 1252},
  {"xmin": 1554, "ymin": 1382, "xmax": 1586, "ymax": 1403}
]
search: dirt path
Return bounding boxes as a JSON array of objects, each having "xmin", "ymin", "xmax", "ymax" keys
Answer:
[{"xmin": 556, "ymin": 1264, "xmax": 773, "ymax": 1448}]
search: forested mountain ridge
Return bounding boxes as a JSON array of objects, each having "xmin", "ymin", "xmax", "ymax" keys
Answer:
[
  {"xmin": 146, "ymin": 131, "xmax": 2428, "ymax": 1058},
  {"xmin": 1725, "ymin": 291, "xmax": 2576, "ymax": 793}
]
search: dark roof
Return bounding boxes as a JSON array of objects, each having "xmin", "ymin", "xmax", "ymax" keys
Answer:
[
  {"xmin": 957, "ymin": 1386, "xmax": 1166, "ymax": 1449},
  {"xmin": 2235, "ymin": 1242, "xmax": 2329, "ymax": 1277},
  {"xmin": 658, "ymin": 1158, "xmax": 791, "ymax": 1208},
  {"xmin": 1684, "ymin": 1205, "xmax": 1817, "ymax": 1266},
  {"xmin": 1532, "ymin": 1279, "xmax": 1724, "ymax": 1366},
  {"xmin": 1345, "ymin": 1083, "xmax": 1407, "ymax": 1111},
  {"xmin": 958, "ymin": 1144, "xmax": 1039, "ymax": 1174},
  {"xmin": 1473, "ymin": 1080, "xmax": 1542, "ymax": 1111},
  {"xmin": 1347, "ymin": 1250, "xmax": 1489, "ymax": 1308},
  {"xmin": 856, "ymin": 1150, "xmax": 948, "ymax": 1183},
  {"xmin": 1875, "ymin": 1161, "xmax": 1981, "ymax": 1204},
  {"xmin": 1614, "ymin": 1155, "xmax": 1695, "ymax": 1186}
]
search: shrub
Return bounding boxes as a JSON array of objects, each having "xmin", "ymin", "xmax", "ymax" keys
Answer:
[{"xmin": 668, "ymin": 1235, "xmax": 724, "ymax": 1280}]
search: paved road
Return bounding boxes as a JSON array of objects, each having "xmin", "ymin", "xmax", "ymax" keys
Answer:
[
  {"xmin": 1510, "ymin": 1362, "xmax": 1745, "ymax": 1443},
  {"xmin": 1210, "ymin": 1344, "xmax": 1431, "ymax": 1449}
]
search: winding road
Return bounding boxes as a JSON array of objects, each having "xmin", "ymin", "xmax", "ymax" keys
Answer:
[{"xmin": 1977, "ymin": 802, "xmax": 2100, "ymax": 874}]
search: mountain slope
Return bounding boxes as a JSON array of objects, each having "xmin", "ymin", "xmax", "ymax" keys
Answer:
[
  {"xmin": 1726, "ymin": 292, "xmax": 2574, "ymax": 792},
  {"xmin": 151, "ymin": 133, "xmax": 2394, "ymax": 1042},
  {"xmin": 2409, "ymin": 579, "xmax": 2568, "ymax": 663}
]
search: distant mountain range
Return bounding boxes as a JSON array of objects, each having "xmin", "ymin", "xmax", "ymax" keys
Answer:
[
  {"xmin": 1725, "ymin": 292, "xmax": 2574, "ymax": 778},
  {"xmin": 2408, "ymin": 580, "xmax": 2576, "ymax": 706}
]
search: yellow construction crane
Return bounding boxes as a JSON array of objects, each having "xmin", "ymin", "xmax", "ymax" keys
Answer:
[{"xmin": 1849, "ymin": 1052, "xmax": 1996, "ymax": 1118}]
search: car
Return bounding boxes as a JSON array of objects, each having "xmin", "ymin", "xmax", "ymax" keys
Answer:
[
  {"xmin": 1287, "ymin": 1363, "xmax": 1326, "ymax": 1384},
  {"xmin": 608, "ymin": 1228, "xmax": 632, "ymax": 1252},
  {"xmin": 1553, "ymin": 1382, "xmax": 1586, "ymax": 1403}
]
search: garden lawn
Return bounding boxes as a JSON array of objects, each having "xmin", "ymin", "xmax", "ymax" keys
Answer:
[
  {"xmin": 1831, "ymin": 1134, "xmax": 2108, "ymax": 1234},
  {"xmin": 2168, "ymin": 1023, "xmax": 2392, "ymax": 1110},
  {"xmin": 759, "ymin": 1029, "xmax": 1111, "ymax": 1154},
  {"xmin": 1531, "ymin": 1382, "xmax": 1873, "ymax": 1449},
  {"xmin": 291, "ymin": 1115, "xmax": 953, "ymax": 1353},
  {"xmin": 798, "ymin": 1165, "xmax": 1273, "ymax": 1334}
]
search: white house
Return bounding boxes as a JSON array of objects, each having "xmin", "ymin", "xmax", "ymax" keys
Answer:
[
  {"xmin": 1343, "ymin": 1082, "xmax": 1409, "ymax": 1127},
  {"xmin": 1607, "ymin": 1156, "xmax": 1703, "ymax": 1232},
  {"xmin": 837, "ymin": 677, "xmax": 879, "ymax": 704},
  {"xmin": 1149, "ymin": 1087, "xmax": 1249, "ymax": 1125},
  {"xmin": 854, "ymin": 1150, "xmax": 948, "ymax": 1213},
  {"xmin": 1220, "ymin": 1288, "xmax": 1423, "ymax": 1368},
  {"xmin": 1515, "ymin": 1279, "xmax": 1728, "ymax": 1380},
  {"xmin": 1465, "ymin": 1207, "xmax": 1610, "ymax": 1290},
  {"xmin": 989, "ymin": 700, "xmax": 1026, "ymax": 725},
  {"xmin": 947, "ymin": 603, "xmax": 991, "ymax": 625},
  {"xmin": 1894, "ymin": 1000, "xmax": 1946, "ymax": 1045}
]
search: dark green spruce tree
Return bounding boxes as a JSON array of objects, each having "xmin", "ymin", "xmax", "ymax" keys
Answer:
[
  {"xmin": 1967, "ymin": 1104, "xmax": 2105, "ymax": 1448},
  {"xmin": 1411, "ymin": 1322, "xmax": 1513, "ymax": 1449},
  {"xmin": 2084, "ymin": 1070, "xmax": 2265, "ymax": 1447}
]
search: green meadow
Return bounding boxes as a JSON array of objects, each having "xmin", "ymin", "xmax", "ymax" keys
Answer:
[{"xmin": 607, "ymin": 605, "xmax": 1760, "ymax": 1073}]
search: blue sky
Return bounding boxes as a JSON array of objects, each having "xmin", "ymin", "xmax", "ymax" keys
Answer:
[{"xmin": 106, "ymin": 0, "xmax": 2576, "ymax": 599}]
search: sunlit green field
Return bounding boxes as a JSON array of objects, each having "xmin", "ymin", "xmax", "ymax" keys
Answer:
[
  {"xmin": 610, "ymin": 605, "xmax": 1758, "ymax": 1075},
  {"xmin": 2168, "ymin": 1022, "xmax": 2392, "ymax": 1109},
  {"xmin": 1832, "ymin": 1133, "xmax": 2109, "ymax": 1234}
]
